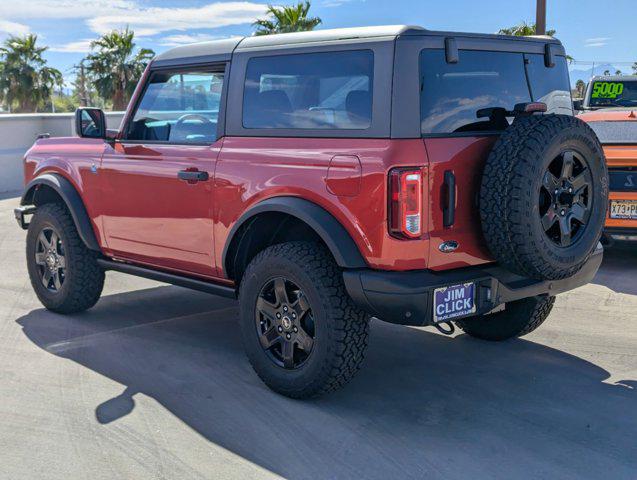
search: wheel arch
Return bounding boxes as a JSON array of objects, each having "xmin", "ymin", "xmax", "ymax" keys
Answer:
[
  {"xmin": 21, "ymin": 173, "xmax": 101, "ymax": 251},
  {"xmin": 223, "ymin": 197, "xmax": 367, "ymax": 282}
]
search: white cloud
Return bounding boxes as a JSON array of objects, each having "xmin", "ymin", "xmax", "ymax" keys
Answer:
[
  {"xmin": 584, "ymin": 37, "xmax": 610, "ymax": 48},
  {"xmin": 322, "ymin": 0, "xmax": 363, "ymax": 7},
  {"xmin": 159, "ymin": 34, "xmax": 230, "ymax": 47},
  {"xmin": 88, "ymin": 2, "xmax": 268, "ymax": 36},
  {"xmin": 0, "ymin": 1, "xmax": 267, "ymax": 38},
  {"xmin": 0, "ymin": 19, "xmax": 30, "ymax": 36},
  {"xmin": 49, "ymin": 39, "xmax": 94, "ymax": 53},
  {"xmin": 0, "ymin": 1, "xmax": 135, "ymax": 20}
]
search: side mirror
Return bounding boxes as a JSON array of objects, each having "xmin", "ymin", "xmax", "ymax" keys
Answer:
[
  {"xmin": 75, "ymin": 108, "xmax": 106, "ymax": 139},
  {"xmin": 572, "ymin": 100, "xmax": 583, "ymax": 111}
]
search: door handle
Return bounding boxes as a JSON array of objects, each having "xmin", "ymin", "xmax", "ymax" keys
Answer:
[
  {"xmin": 178, "ymin": 170, "xmax": 209, "ymax": 182},
  {"xmin": 443, "ymin": 170, "xmax": 456, "ymax": 227}
]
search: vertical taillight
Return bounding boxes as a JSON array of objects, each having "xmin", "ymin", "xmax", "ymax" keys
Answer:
[{"xmin": 389, "ymin": 168, "xmax": 423, "ymax": 239}]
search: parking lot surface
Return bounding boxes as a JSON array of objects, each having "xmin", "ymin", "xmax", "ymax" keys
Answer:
[{"xmin": 1, "ymin": 193, "xmax": 636, "ymax": 480}]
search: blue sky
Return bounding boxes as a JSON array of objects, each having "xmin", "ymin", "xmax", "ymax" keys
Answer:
[{"xmin": 0, "ymin": 0, "xmax": 635, "ymax": 84}]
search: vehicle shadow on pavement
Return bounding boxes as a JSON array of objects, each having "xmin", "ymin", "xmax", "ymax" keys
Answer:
[
  {"xmin": 593, "ymin": 243, "xmax": 637, "ymax": 295},
  {"xmin": 16, "ymin": 286, "xmax": 637, "ymax": 480}
]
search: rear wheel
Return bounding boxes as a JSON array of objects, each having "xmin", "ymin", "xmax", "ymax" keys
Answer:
[
  {"xmin": 238, "ymin": 241, "xmax": 369, "ymax": 398},
  {"xmin": 456, "ymin": 296, "xmax": 555, "ymax": 341},
  {"xmin": 26, "ymin": 203, "xmax": 104, "ymax": 313}
]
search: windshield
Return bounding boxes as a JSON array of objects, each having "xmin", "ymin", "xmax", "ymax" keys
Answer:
[{"xmin": 588, "ymin": 80, "xmax": 637, "ymax": 108}]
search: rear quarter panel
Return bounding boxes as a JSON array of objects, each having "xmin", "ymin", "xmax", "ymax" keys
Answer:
[{"xmin": 214, "ymin": 137, "xmax": 432, "ymax": 272}]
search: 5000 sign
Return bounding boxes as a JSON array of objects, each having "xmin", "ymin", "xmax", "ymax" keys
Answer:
[{"xmin": 591, "ymin": 82, "xmax": 625, "ymax": 99}]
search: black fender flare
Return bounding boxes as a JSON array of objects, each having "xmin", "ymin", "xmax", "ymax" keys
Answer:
[
  {"xmin": 222, "ymin": 197, "xmax": 367, "ymax": 276},
  {"xmin": 22, "ymin": 173, "xmax": 101, "ymax": 251}
]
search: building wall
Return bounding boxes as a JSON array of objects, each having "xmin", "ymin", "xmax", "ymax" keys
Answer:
[{"xmin": 0, "ymin": 112, "xmax": 125, "ymax": 193}]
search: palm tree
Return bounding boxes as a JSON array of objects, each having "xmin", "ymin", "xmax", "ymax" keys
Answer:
[
  {"xmin": 498, "ymin": 22, "xmax": 556, "ymax": 37},
  {"xmin": 0, "ymin": 34, "xmax": 63, "ymax": 113},
  {"xmin": 498, "ymin": 22, "xmax": 573, "ymax": 63},
  {"xmin": 575, "ymin": 79, "xmax": 586, "ymax": 98},
  {"xmin": 615, "ymin": 70, "xmax": 622, "ymax": 76},
  {"xmin": 84, "ymin": 28, "xmax": 154, "ymax": 110},
  {"xmin": 253, "ymin": 2, "xmax": 322, "ymax": 36}
]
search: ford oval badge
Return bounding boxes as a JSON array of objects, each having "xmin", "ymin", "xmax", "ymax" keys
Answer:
[{"xmin": 438, "ymin": 240, "xmax": 459, "ymax": 253}]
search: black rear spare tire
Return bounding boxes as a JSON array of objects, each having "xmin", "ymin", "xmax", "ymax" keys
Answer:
[{"xmin": 480, "ymin": 115, "xmax": 608, "ymax": 280}]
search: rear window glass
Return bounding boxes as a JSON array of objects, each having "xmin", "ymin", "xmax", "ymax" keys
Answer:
[
  {"xmin": 243, "ymin": 50, "xmax": 373, "ymax": 130},
  {"xmin": 588, "ymin": 121, "xmax": 637, "ymax": 144},
  {"xmin": 588, "ymin": 80, "xmax": 637, "ymax": 108},
  {"xmin": 420, "ymin": 50, "xmax": 572, "ymax": 135},
  {"xmin": 420, "ymin": 50, "xmax": 531, "ymax": 134}
]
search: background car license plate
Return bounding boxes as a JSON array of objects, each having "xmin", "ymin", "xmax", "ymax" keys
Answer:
[
  {"xmin": 433, "ymin": 282, "xmax": 476, "ymax": 322},
  {"xmin": 610, "ymin": 200, "xmax": 637, "ymax": 219}
]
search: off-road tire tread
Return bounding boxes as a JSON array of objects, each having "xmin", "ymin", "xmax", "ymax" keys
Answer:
[
  {"xmin": 239, "ymin": 241, "xmax": 369, "ymax": 398},
  {"xmin": 480, "ymin": 114, "xmax": 606, "ymax": 280},
  {"xmin": 27, "ymin": 203, "xmax": 104, "ymax": 314}
]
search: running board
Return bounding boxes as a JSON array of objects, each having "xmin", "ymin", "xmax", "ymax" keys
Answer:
[{"xmin": 96, "ymin": 259, "xmax": 237, "ymax": 299}]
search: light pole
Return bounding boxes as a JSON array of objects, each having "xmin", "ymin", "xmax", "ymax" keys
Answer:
[{"xmin": 536, "ymin": 0, "xmax": 547, "ymax": 35}]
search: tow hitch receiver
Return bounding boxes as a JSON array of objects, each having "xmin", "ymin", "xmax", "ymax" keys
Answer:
[{"xmin": 14, "ymin": 206, "xmax": 36, "ymax": 229}]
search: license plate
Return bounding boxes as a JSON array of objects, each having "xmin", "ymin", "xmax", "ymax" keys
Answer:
[
  {"xmin": 610, "ymin": 200, "xmax": 637, "ymax": 219},
  {"xmin": 433, "ymin": 282, "xmax": 476, "ymax": 323}
]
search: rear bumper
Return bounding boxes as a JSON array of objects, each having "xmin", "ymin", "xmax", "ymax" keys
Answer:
[{"xmin": 343, "ymin": 243, "xmax": 603, "ymax": 326}]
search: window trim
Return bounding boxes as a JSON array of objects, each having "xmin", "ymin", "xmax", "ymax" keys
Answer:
[
  {"xmin": 225, "ymin": 41, "xmax": 394, "ymax": 139},
  {"xmin": 121, "ymin": 62, "xmax": 228, "ymax": 146}
]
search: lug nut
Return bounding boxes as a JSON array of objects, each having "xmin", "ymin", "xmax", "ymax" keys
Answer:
[
  {"xmin": 560, "ymin": 209, "xmax": 565, "ymax": 216},
  {"xmin": 554, "ymin": 189, "xmax": 559, "ymax": 195},
  {"xmin": 292, "ymin": 312, "xmax": 296, "ymax": 319},
  {"xmin": 286, "ymin": 333, "xmax": 291, "ymax": 340},
  {"xmin": 276, "ymin": 312, "xmax": 281, "ymax": 319},
  {"xmin": 293, "ymin": 326, "xmax": 298, "ymax": 332},
  {"xmin": 283, "ymin": 306, "xmax": 288, "ymax": 312},
  {"xmin": 277, "ymin": 326, "xmax": 283, "ymax": 332},
  {"xmin": 568, "ymin": 187, "xmax": 573, "ymax": 193}
]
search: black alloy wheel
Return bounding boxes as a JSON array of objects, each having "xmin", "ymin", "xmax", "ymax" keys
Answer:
[
  {"xmin": 35, "ymin": 226, "xmax": 66, "ymax": 292},
  {"xmin": 539, "ymin": 150, "xmax": 593, "ymax": 248},
  {"xmin": 255, "ymin": 277, "xmax": 315, "ymax": 369}
]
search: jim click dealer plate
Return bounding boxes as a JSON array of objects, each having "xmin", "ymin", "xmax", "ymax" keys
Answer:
[{"xmin": 433, "ymin": 282, "xmax": 476, "ymax": 323}]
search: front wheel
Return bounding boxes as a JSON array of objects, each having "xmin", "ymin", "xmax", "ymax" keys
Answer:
[
  {"xmin": 26, "ymin": 203, "xmax": 105, "ymax": 314},
  {"xmin": 238, "ymin": 242, "xmax": 369, "ymax": 398},
  {"xmin": 456, "ymin": 295, "xmax": 555, "ymax": 341}
]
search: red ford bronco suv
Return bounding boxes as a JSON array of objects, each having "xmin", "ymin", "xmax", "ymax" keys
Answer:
[{"xmin": 15, "ymin": 26, "xmax": 608, "ymax": 398}]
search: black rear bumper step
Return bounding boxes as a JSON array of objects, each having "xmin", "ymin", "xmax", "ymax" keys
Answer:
[
  {"xmin": 97, "ymin": 259, "xmax": 237, "ymax": 299},
  {"xmin": 343, "ymin": 243, "xmax": 603, "ymax": 326}
]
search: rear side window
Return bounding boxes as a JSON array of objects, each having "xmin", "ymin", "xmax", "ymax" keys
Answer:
[
  {"xmin": 420, "ymin": 50, "xmax": 531, "ymax": 134},
  {"xmin": 242, "ymin": 50, "xmax": 374, "ymax": 130}
]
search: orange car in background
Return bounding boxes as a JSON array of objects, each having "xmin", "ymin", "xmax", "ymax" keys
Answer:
[{"xmin": 579, "ymin": 109, "xmax": 637, "ymax": 243}]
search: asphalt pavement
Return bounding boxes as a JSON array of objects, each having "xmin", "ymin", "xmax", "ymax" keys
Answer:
[{"xmin": 1, "ymin": 194, "xmax": 636, "ymax": 480}]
